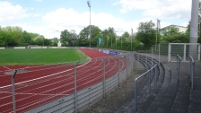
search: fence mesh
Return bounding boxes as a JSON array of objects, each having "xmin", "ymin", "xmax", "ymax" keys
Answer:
[{"xmin": 0, "ymin": 49, "xmax": 133, "ymax": 113}]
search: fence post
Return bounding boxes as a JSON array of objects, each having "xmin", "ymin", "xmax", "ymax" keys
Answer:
[
  {"xmin": 126, "ymin": 54, "xmax": 128, "ymax": 78},
  {"xmin": 155, "ymin": 65, "xmax": 157, "ymax": 85},
  {"xmin": 149, "ymin": 70, "xmax": 151, "ymax": 94},
  {"xmin": 118, "ymin": 57, "xmax": 120, "ymax": 86},
  {"xmin": 146, "ymin": 53, "xmax": 148, "ymax": 71},
  {"xmin": 134, "ymin": 79, "xmax": 138, "ymax": 112},
  {"xmin": 192, "ymin": 61, "xmax": 195, "ymax": 89},
  {"xmin": 103, "ymin": 58, "xmax": 106, "ymax": 97},
  {"xmin": 132, "ymin": 52, "xmax": 135, "ymax": 72},
  {"xmin": 189, "ymin": 58, "xmax": 191, "ymax": 81},
  {"xmin": 177, "ymin": 55, "xmax": 181, "ymax": 76},
  {"xmin": 136, "ymin": 53, "xmax": 139, "ymax": 70},
  {"xmin": 189, "ymin": 55, "xmax": 195, "ymax": 90},
  {"xmin": 74, "ymin": 61, "xmax": 80, "ymax": 113},
  {"xmin": 151, "ymin": 48, "xmax": 154, "ymax": 87},
  {"xmin": 191, "ymin": 61, "xmax": 195, "ymax": 89},
  {"xmin": 198, "ymin": 44, "xmax": 200, "ymax": 61},
  {"xmin": 152, "ymin": 47, "xmax": 154, "ymax": 66},
  {"xmin": 133, "ymin": 52, "xmax": 136, "ymax": 71},
  {"xmin": 11, "ymin": 70, "xmax": 17, "ymax": 113},
  {"xmin": 168, "ymin": 43, "xmax": 171, "ymax": 62},
  {"xmin": 158, "ymin": 44, "xmax": 161, "ymax": 63},
  {"xmin": 184, "ymin": 44, "xmax": 187, "ymax": 61}
]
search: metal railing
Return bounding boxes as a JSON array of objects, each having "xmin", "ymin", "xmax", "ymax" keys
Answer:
[
  {"xmin": 1, "ymin": 52, "xmax": 135, "ymax": 113},
  {"xmin": 176, "ymin": 55, "xmax": 182, "ymax": 76},
  {"xmin": 189, "ymin": 55, "xmax": 195, "ymax": 90},
  {"xmin": 134, "ymin": 64, "xmax": 157, "ymax": 112}
]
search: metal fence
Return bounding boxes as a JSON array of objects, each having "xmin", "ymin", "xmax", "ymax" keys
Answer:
[
  {"xmin": 176, "ymin": 55, "xmax": 182, "ymax": 76},
  {"xmin": 0, "ymin": 52, "xmax": 135, "ymax": 113},
  {"xmin": 189, "ymin": 55, "xmax": 195, "ymax": 90},
  {"xmin": 177, "ymin": 54, "xmax": 195, "ymax": 90},
  {"xmin": 168, "ymin": 43, "xmax": 200, "ymax": 62},
  {"xmin": 134, "ymin": 64, "xmax": 157, "ymax": 112}
]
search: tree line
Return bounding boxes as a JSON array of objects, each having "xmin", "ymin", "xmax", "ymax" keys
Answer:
[
  {"xmin": 0, "ymin": 20, "xmax": 198, "ymax": 50},
  {"xmin": 0, "ymin": 26, "xmax": 53, "ymax": 47},
  {"xmin": 60, "ymin": 20, "xmax": 192, "ymax": 50}
]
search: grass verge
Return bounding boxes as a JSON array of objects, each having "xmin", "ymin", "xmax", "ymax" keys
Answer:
[{"xmin": 0, "ymin": 48, "xmax": 88, "ymax": 66}]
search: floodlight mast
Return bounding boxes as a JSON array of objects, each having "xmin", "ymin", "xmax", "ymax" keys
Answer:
[
  {"xmin": 190, "ymin": 0, "xmax": 199, "ymax": 43},
  {"xmin": 87, "ymin": 1, "xmax": 91, "ymax": 7},
  {"xmin": 189, "ymin": 0, "xmax": 199, "ymax": 57},
  {"xmin": 87, "ymin": 1, "xmax": 91, "ymax": 47}
]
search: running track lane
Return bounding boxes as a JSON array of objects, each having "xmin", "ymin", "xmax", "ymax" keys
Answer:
[{"xmin": 0, "ymin": 48, "xmax": 127, "ymax": 113}]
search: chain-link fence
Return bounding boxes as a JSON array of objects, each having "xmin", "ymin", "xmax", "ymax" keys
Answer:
[{"xmin": 0, "ymin": 52, "xmax": 135, "ymax": 113}]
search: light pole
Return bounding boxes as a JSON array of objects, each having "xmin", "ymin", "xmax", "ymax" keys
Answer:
[
  {"xmin": 115, "ymin": 31, "xmax": 118, "ymax": 49},
  {"xmin": 155, "ymin": 19, "xmax": 160, "ymax": 51},
  {"xmin": 116, "ymin": 35, "xmax": 117, "ymax": 49},
  {"xmin": 121, "ymin": 37, "xmax": 122, "ymax": 49},
  {"xmin": 87, "ymin": 1, "xmax": 91, "ymax": 47},
  {"xmin": 131, "ymin": 28, "xmax": 133, "ymax": 51},
  {"xmin": 189, "ymin": 0, "xmax": 199, "ymax": 57}
]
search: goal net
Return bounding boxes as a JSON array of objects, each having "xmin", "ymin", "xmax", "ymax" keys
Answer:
[{"xmin": 168, "ymin": 43, "xmax": 200, "ymax": 62}]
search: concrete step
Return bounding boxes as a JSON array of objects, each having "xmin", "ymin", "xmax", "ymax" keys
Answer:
[
  {"xmin": 137, "ymin": 63, "xmax": 170, "ymax": 113},
  {"xmin": 188, "ymin": 90, "xmax": 201, "ymax": 113}
]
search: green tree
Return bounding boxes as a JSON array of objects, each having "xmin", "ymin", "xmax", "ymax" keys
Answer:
[
  {"xmin": 70, "ymin": 30, "xmax": 79, "ymax": 46},
  {"xmin": 79, "ymin": 25, "xmax": 101, "ymax": 47},
  {"xmin": 100, "ymin": 29, "xmax": 109, "ymax": 48},
  {"xmin": 52, "ymin": 37, "xmax": 59, "ymax": 46},
  {"xmin": 20, "ymin": 31, "xmax": 33, "ymax": 46},
  {"xmin": 43, "ymin": 39, "xmax": 52, "ymax": 46},
  {"xmin": 162, "ymin": 27, "xmax": 189, "ymax": 43},
  {"xmin": 121, "ymin": 32, "xmax": 131, "ymax": 50},
  {"xmin": 1, "ymin": 26, "xmax": 23, "ymax": 46},
  {"xmin": 0, "ymin": 26, "xmax": 44, "ymax": 47},
  {"xmin": 0, "ymin": 29, "xmax": 7, "ymax": 46},
  {"xmin": 91, "ymin": 26, "xmax": 101, "ymax": 47},
  {"xmin": 100, "ymin": 27, "xmax": 116, "ymax": 48},
  {"xmin": 136, "ymin": 20, "xmax": 156, "ymax": 49},
  {"xmin": 79, "ymin": 30, "xmax": 89, "ymax": 47},
  {"xmin": 34, "ymin": 35, "xmax": 45, "ymax": 46},
  {"xmin": 60, "ymin": 29, "xmax": 71, "ymax": 46}
]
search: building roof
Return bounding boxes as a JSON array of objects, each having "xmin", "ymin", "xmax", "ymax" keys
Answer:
[{"xmin": 161, "ymin": 25, "xmax": 187, "ymax": 30}]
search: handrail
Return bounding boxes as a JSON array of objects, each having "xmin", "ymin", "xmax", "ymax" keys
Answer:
[
  {"xmin": 189, "ymin": 55, "xmax": 195, "ymax": 90},
  {"xmin": 134, "ymin": 64, "xmax": 157, "ymax": 112},
  {"xmin": 176, "ymin": 55, "xmax": 182, "ymax": 75}
]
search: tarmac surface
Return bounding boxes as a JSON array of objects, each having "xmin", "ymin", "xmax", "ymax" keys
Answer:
[
  {"xmin": 81, "ymin": 53, "xmax": 201, "ymax": 113},
  {"xmin": 122, "ymin": 54, "xmax": 201, "ymax": 113}
]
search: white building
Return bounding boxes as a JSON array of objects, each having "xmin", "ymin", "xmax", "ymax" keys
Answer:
[{"xmin": 160, "ymin": 25, "xmax": 187, "ymax": 36}]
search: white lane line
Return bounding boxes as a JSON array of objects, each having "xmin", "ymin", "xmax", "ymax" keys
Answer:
[
  {"xmin": 0, "ymin": 59, "xmax": 91, "ymax": 89},
  {"xmin": 3, "ymin": 66, "xmax": 11, "ymax": 70}
]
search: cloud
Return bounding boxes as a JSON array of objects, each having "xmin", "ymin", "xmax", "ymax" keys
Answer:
[
  {"xmin": 0, "ymin": 1, "xmax": 189, "ymax": 39},
  {"xmin": 0, "ymin": 1, "xmax": 29, "ymax": 23},
  {"xmin": 114, "ymin": 0, "xmax": 191, "ymax": 19},
  {"xmin": 42, "ymin": 8, "xmax": 139, "ymax": 37}
]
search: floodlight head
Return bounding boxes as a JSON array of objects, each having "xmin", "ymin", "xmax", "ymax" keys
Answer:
[{"xmin": 87, "ymin": 1, "xmax": 91, "ymax": 7}]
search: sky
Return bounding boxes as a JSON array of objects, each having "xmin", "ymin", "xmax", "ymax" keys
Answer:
[{"xmin": 0, "ymin": 0, "xmax": 192, "ymax": 39}]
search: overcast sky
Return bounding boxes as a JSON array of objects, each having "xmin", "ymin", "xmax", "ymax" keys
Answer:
[{"xmin": 0, "ymin": 0, "xmax": 192, "ymax": 38}]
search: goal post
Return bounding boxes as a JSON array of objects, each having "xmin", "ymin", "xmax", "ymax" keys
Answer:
[{"xmin": 168, "ymin": 43, "xmax": 200, "ymax": 62}]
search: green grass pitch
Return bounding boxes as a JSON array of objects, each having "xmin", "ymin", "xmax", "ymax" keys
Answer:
[{"xmin": 0, "ymin": 48, "xmax": 88, "ymax": 66}]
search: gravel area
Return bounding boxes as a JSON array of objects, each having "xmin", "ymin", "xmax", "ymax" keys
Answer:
[{"xmin": 80, "ymin": 70, "xmax": 144, "ymax": 113}]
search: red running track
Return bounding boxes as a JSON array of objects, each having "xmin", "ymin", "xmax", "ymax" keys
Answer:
[{"xmin": 0, "ymin": 48, "xmax": 126, "ymax": 113}]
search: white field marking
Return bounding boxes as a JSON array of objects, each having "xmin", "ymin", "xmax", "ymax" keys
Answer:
[
  {"xmin": 0, "ymin": 59, "xmax": 91, "ymax": 89},
  {"xmin": 0, "ymin": 91, "xmax": 69, "ymax": 96},
  {"xmin": 3, "ymin": 66, "xmax": 11, "ymax": 70},
  {"xmin": 2, "ymin": 57, "xmax": 125, "ymax": 112},
  {"xmin": 14, "ymin": 57, "xmax": 101, "ymax": 92},
  {"xmin": 20, "ymin": 65, "xmax": 31, "ymax": 70}
]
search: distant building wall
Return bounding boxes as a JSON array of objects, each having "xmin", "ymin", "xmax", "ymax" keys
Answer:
[{"xmin": 160, "ymin": 25, "xmax": 187, "ymax": 36}]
